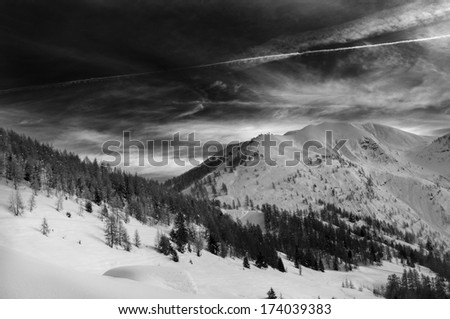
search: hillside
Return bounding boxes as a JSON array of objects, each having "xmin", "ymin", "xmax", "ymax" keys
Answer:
[
  {"xmin": 0, "ymin": 180, "xmax": 420, "ymax": 299},
  {"xmin": 177, "ymin": 122, "xmax": 450, "ymax": 252}
]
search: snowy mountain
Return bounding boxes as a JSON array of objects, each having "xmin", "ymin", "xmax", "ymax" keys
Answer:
[
  {"xmin": 2, "ymin": 0, "xmax": 450, "ymax": 301},
  {"xmin": 419, "ymin": 133, "xmax": 450, "ymax": 157},
  {"xmin": 178, "ymin": 122, "xmax": 450, "ymax": 251},
  {"xmin": 1, "ymin": 126, "xmax": 447, "ymax": 299}
]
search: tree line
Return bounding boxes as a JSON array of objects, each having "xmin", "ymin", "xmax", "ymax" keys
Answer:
[{"xmin": 383, "ymin": 269, "xmax": 449, "ymax": 299}]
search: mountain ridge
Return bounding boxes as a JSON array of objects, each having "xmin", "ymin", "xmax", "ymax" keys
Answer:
[{"xmin": 173, "ymin": 122, "xmax": 450, "ymax": 251}]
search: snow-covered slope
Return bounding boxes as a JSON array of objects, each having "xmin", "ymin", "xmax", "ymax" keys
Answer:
[
  {"xmin": 0, "ymin": 180, "xmax": 434, "ymax": 299},
  {"xmin": 412, "ymin": 133, "xmax": 450, "ymax": 181},
  {"xmin": 184, "ymin": 122, "xmax": 450, "ymax": 250}
]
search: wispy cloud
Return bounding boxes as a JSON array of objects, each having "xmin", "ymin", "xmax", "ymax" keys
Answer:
[{"xmin": 176, "ymin": 103, "xmax": 205, "ymax": 118}]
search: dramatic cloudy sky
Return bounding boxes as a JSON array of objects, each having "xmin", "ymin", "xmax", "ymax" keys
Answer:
[{"xmin": 1, "ymin": 0, "xmax": 450, "ymax": 179}]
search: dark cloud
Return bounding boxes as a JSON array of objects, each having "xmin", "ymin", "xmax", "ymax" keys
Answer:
[{"xmin": 1, "ymin": 0, "xmax": 426, "ymax": 90}]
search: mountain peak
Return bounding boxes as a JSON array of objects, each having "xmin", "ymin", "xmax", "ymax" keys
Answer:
[{"xmin": 283, "ymin": 121, "xmax": 431, "ymax": 150}]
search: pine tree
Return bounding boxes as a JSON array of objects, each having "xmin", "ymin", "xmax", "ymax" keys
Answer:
[
  {"xmin": 219, "ymin": 241, "xmax": 228, "ymax": 258},
  {"xmin": 99, "ymin": 204, "xmax": 109, "ymax": 221},
  {"xmin": 266, "ymin": 288, "xmax": 277, "ymax": 299},
  {"xmin": 294, "ymin": 247, "xmax": 301, "ymax": 268},
  {"xmin": 385, "ymin": 274, "xmax": 401, "ymax": 299},
  {"xmin": 28, "ymin": 193, "xmax": 36, "ymax": 212},
  {"xmin": 122, "ymin": 227, "xmax": 132, "ymax": 252},
  {"xmin": 104, "ymin": 215, "xmax": 118, "ymax": 248},
  {"xmin": 208, "ymin": 233, "xmax": 219, "ymax": 255},
  {"xmin": 319, "ymin": 259, "xmax": 325, "ymax": 272},
  {"xmin": 85, "ymin": 201, "xmax": 93, "ymax": 213},
  {"xmin": 0, "ymin": 152, "xmax": 5, "ymax": 180},
  {"xmin": 333, "ymin": 256, "xmax": 339, "ymax": 271},
  {"xmin": 128, "ymin": 196, "xmax": 145, "ymax": 223},
  {"xmin": 40, "ymin": 218, "xmax": 50, "ymax": 236},
  {"xmin": 171, "ymin": 212, "xmax": 189, "ymax": 253},
  {"xmin": 116, "ymin": 220, "xmax": 125, "ymax": 246},
  {"xmin": 171, "ymin": 248, "xmax": 179, "ymax": 262},
  {"xmin": 435, "ymin": 275, "xmax": 447, "ymax": 299},
  {"xmin": 157, "ymin": 233, "xmax": 172, "ymax": 255},
  {"xmin": 134, "ymin": 229, "xmax": 141, "ymax": 248},
  {"xmin": 8, "ymin": 155, "xmax": 25, "ymax": 189},
  {"xmin": 243, "ymin": 256, "xmax": 250, "ymax": 269},
  {"xmin": 255, "ymin": 251, "xmax": 268, "ymax": 269}
]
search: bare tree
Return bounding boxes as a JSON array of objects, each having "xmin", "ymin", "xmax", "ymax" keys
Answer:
[
  {"xmin": 28, "ymin": 193, "xmax": 37, "ymax": 212},
  {"xmin": 55, "ymin": 193, "xmax": 64, "ymax": 212},
  {"xmin": 194, "ymin": 230, "xmax": 204, "ymax": 257},
  {"xmin": 8, "ymin": 190, "xmax": 25, "ymax": 216}
]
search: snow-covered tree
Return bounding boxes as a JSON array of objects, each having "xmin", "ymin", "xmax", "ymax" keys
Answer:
[
  {"xmin": 157, "ymin": 232, "xmax": 172, "ymax": 256},
  {"xmin": 121, "ymin": 227, "xmax": 132, "ymax": 252},
  {"xmin": 40, "ymin": 218, "xmax": 50, "ymax": 236},
  {"xmin": 193, "ymin": 231, "xmax": 204, "ymax": 257},
  {"xmin": 134, "ymin": 229, "xmax": 141, "ymax": 248},
  {"xmin": 116, "ymin": 220, "xmax": 125, "ymax": 246},
  {"xmin": 104, "ymin": 215, "xmax": 118, "ymax": 248},
  {"xmin": 98, "ymin": 204, "xmax": 108, "ymax": 221},
  {"xmin": 170, "ymin": 212, "xmax": 189, "ymax": 253}
]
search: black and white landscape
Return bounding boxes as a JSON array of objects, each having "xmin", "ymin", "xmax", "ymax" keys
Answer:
[{"xmin": 1, "ymin": 0, "xmax": 450, "ymax": 299}]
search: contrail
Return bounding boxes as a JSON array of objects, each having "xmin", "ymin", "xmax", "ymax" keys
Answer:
[
  {"xmin": 300, "ymin": 34, "xmax": 450, "ymax": 56},
  {"xmin": 1, "ymin": 34, "xmax": 450, "ymax": 95},
  {"xmin": 184, "ymin": 52, "xmax": 301, "ymax": 69},
  {"xmin": 183, "ymin": 34, "xmax": 450, "ymax": 68}
]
